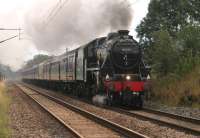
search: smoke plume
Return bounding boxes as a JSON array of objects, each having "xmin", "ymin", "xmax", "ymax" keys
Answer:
[{"xmin": 25, "ymin": 0, "xmax": 133, "ymax": 52}]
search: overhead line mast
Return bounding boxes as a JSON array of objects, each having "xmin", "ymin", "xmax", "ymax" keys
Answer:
[
  {"xmin": 0, "ymin": 28, "xmax": 22, "ymax": 44},
  {"xmin": 0, "ymin": 28, "xmax": 22, "ymax": 40}
]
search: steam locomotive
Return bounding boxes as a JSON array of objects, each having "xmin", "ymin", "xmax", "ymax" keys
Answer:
[{"xmin": 22, "ymin": 30, "xmax": 150, "ymax": 107}]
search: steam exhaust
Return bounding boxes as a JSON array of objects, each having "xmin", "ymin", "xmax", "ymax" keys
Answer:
[{"xmin": 92, "ymin": 94, "xmax": 108, "ymax": 106}]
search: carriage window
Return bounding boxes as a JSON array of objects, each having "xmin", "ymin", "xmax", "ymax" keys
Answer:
[
  {"xmin": 65, "ymin": 58, "xmax": 68, "ymax": 72},
  {"xmin": 68, "ymin": 56, "xmax": 74, "ymax": 72},
  {"xmin": 88, "ymin": 45, "xmax": 94, "ymax": 57}
]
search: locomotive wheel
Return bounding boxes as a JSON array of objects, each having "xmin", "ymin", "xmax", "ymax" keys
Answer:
[
  {"xmin": 89, "ymin": 85, "xmax": 96, "ymax": 99},
  {"xmin": 77, "ymin": 84, "xmax": 85, "ymax": 98},
  {"xmin": 76, "ymin": 85, "xmax": 80, "ymax": 97},
  {"xmin": 75, "ymin": 84, "xmax": 80, "ymax": 97},
  {"xmin": 137, "ymin": 96, "xmax": 143, "ymax": 108},
  {"xmin": 107, "ymin": 95, "xmax": 113, "ymax": 106},
  {"xmin": 107, "ymin": 91, "xmax": 114, "ymax": 106}
]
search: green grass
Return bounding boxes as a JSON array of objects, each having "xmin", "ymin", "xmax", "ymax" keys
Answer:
[
  {"xmin": 0, "ymin": 82, "xmax": 10, "ymax": 138},
  {"xmin": 151, "ymin": 66, "xmax": 200, "ymax": 107}
]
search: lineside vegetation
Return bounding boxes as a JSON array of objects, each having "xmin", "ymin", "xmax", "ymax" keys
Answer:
[
  {"xmin": 136, "ymin": 0, "xmax": 200, "ymax": 107},
  {"xmin": 148, "ymin": 26, "xmax": 200, "ymax": 107},
  {"xmin": 0, "ymin": 82, "xmax": 10, "ymax": 137}
]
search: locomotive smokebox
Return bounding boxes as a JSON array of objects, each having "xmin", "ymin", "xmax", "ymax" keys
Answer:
[{"xmin": 118, "ymin": 30, "xmax": 129, "ymax": 35}]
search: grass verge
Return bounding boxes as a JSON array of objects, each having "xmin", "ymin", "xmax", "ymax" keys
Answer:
[
  {"xmin": 151, "ymin": 66, "xmax": 200, "ymax": 107},
  {"xmin": 0, "ymin": 82, "xmax": 10, "ymax": 137}
]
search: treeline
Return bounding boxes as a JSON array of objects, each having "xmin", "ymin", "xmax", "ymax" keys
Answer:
[
  {"xmin": 0, "ymin": 55, "xmax": 50, "ymax": 80},
  {"xmin": 136, "ymin": 0, "xmax": 200, "ymax": 106},
  {"xmin": 23, "ymin": 54, "xmax": 51, "ymax": 69},
  {"xmin": 0, "ymin": 64, "xmax": 15, "ymax": 80},
  {"xmin": 146, "ymin": 26, "xmax": 200, "ymax": 77}
]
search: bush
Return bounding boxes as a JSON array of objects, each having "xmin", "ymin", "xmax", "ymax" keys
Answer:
[
  {"xmin": 151, "ymin": 66, "xmax": 200, "ymax": 107},
  {"xmin": 148, "ymin": 25, "xmax": 200, "ymax": 107}
]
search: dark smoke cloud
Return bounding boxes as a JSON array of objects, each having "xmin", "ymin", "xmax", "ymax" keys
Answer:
[{"xmin": 25, "ymin": 0, "xmax": 133, "ymax": 52}]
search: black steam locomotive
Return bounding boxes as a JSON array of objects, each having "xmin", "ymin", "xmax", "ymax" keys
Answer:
[{"xmin": 22, "ymin": 30, "xmax": 149, "ymax": 107}]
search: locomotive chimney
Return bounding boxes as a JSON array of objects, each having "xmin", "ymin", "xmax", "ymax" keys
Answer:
[{"xmin": 118, "ymin": 30, "xmax": 129, "ymax": 35}]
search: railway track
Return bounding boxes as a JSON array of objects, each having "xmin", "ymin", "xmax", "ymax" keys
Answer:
[
  {"xmin": 109, "ymin": 106, "xmax": 200, "ymax": 135},
  {"xmin": 20, "ymin": 83, "xmax": 200, "ymax": 137},
  {"xmin": 143, "ymin": 107, "xmax": 200, "ymax": 125},
  {"xmin": 16, "ymin": 83, "xmax": 148, "ymax": 138}
]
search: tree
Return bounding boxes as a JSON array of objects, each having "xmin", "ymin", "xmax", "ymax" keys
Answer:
[
  {"xmin": 177, "ymin": 25, "xmax": 200, "ymax": 56},
  {"xmin": 172, "ymin": 25, "xmax": 200, "ymax": 74},
  {"xmin": 136, "ymin": 0, "xmax": 200, "ymax": 47},
  {"xmin": 0, "ymin": 64, "xmax": 15, "ymax": 79},
  {"xmin": 149, "ymin": 30, "xmax": 178, "ymax": 76},
  {"xmin": 24, "ymin": 54, "xmax": 51, "ymax": 68}
]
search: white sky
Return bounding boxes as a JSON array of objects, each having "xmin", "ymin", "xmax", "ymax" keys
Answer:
[{"xmin": 0, "ymin": 0, "xmax": 150, "ymax": 71}]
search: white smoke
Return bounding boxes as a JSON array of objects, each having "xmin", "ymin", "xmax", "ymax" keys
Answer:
[
  {"xmin": 25, "ymin": 0, "xmax": 133, "ymax": 52},
  {"xmin": 92, "ymin": 94, "xmax": 107, "ymax": 106}
]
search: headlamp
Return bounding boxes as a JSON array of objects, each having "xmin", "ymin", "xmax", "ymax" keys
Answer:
[{"xmin": 126, "ymin": 75, "xmax": 131, "ymax": 80}]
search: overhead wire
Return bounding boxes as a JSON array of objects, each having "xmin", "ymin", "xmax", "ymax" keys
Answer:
[
  {"xmin": 46, "ymin": 2, "xmax": 61, "ymax": 21},
  {"xmin": 43, "ymin": 0, "xmax": 134, "ymax": 27},
  {"xmin": 0, "ymin": 35, "xmax": 18, "ymax": 44},
  {"xmin": 43, "ymin": 0, "xmax": 70, "ymax": 27},
  {"xmin": 42, "ymin": 2, "xmax": 61, "ymax": 25}
]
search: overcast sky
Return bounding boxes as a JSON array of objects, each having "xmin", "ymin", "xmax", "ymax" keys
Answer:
[{"xmin": 0, "ymin": 0, "xmax": 150, "ymax": 71}]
